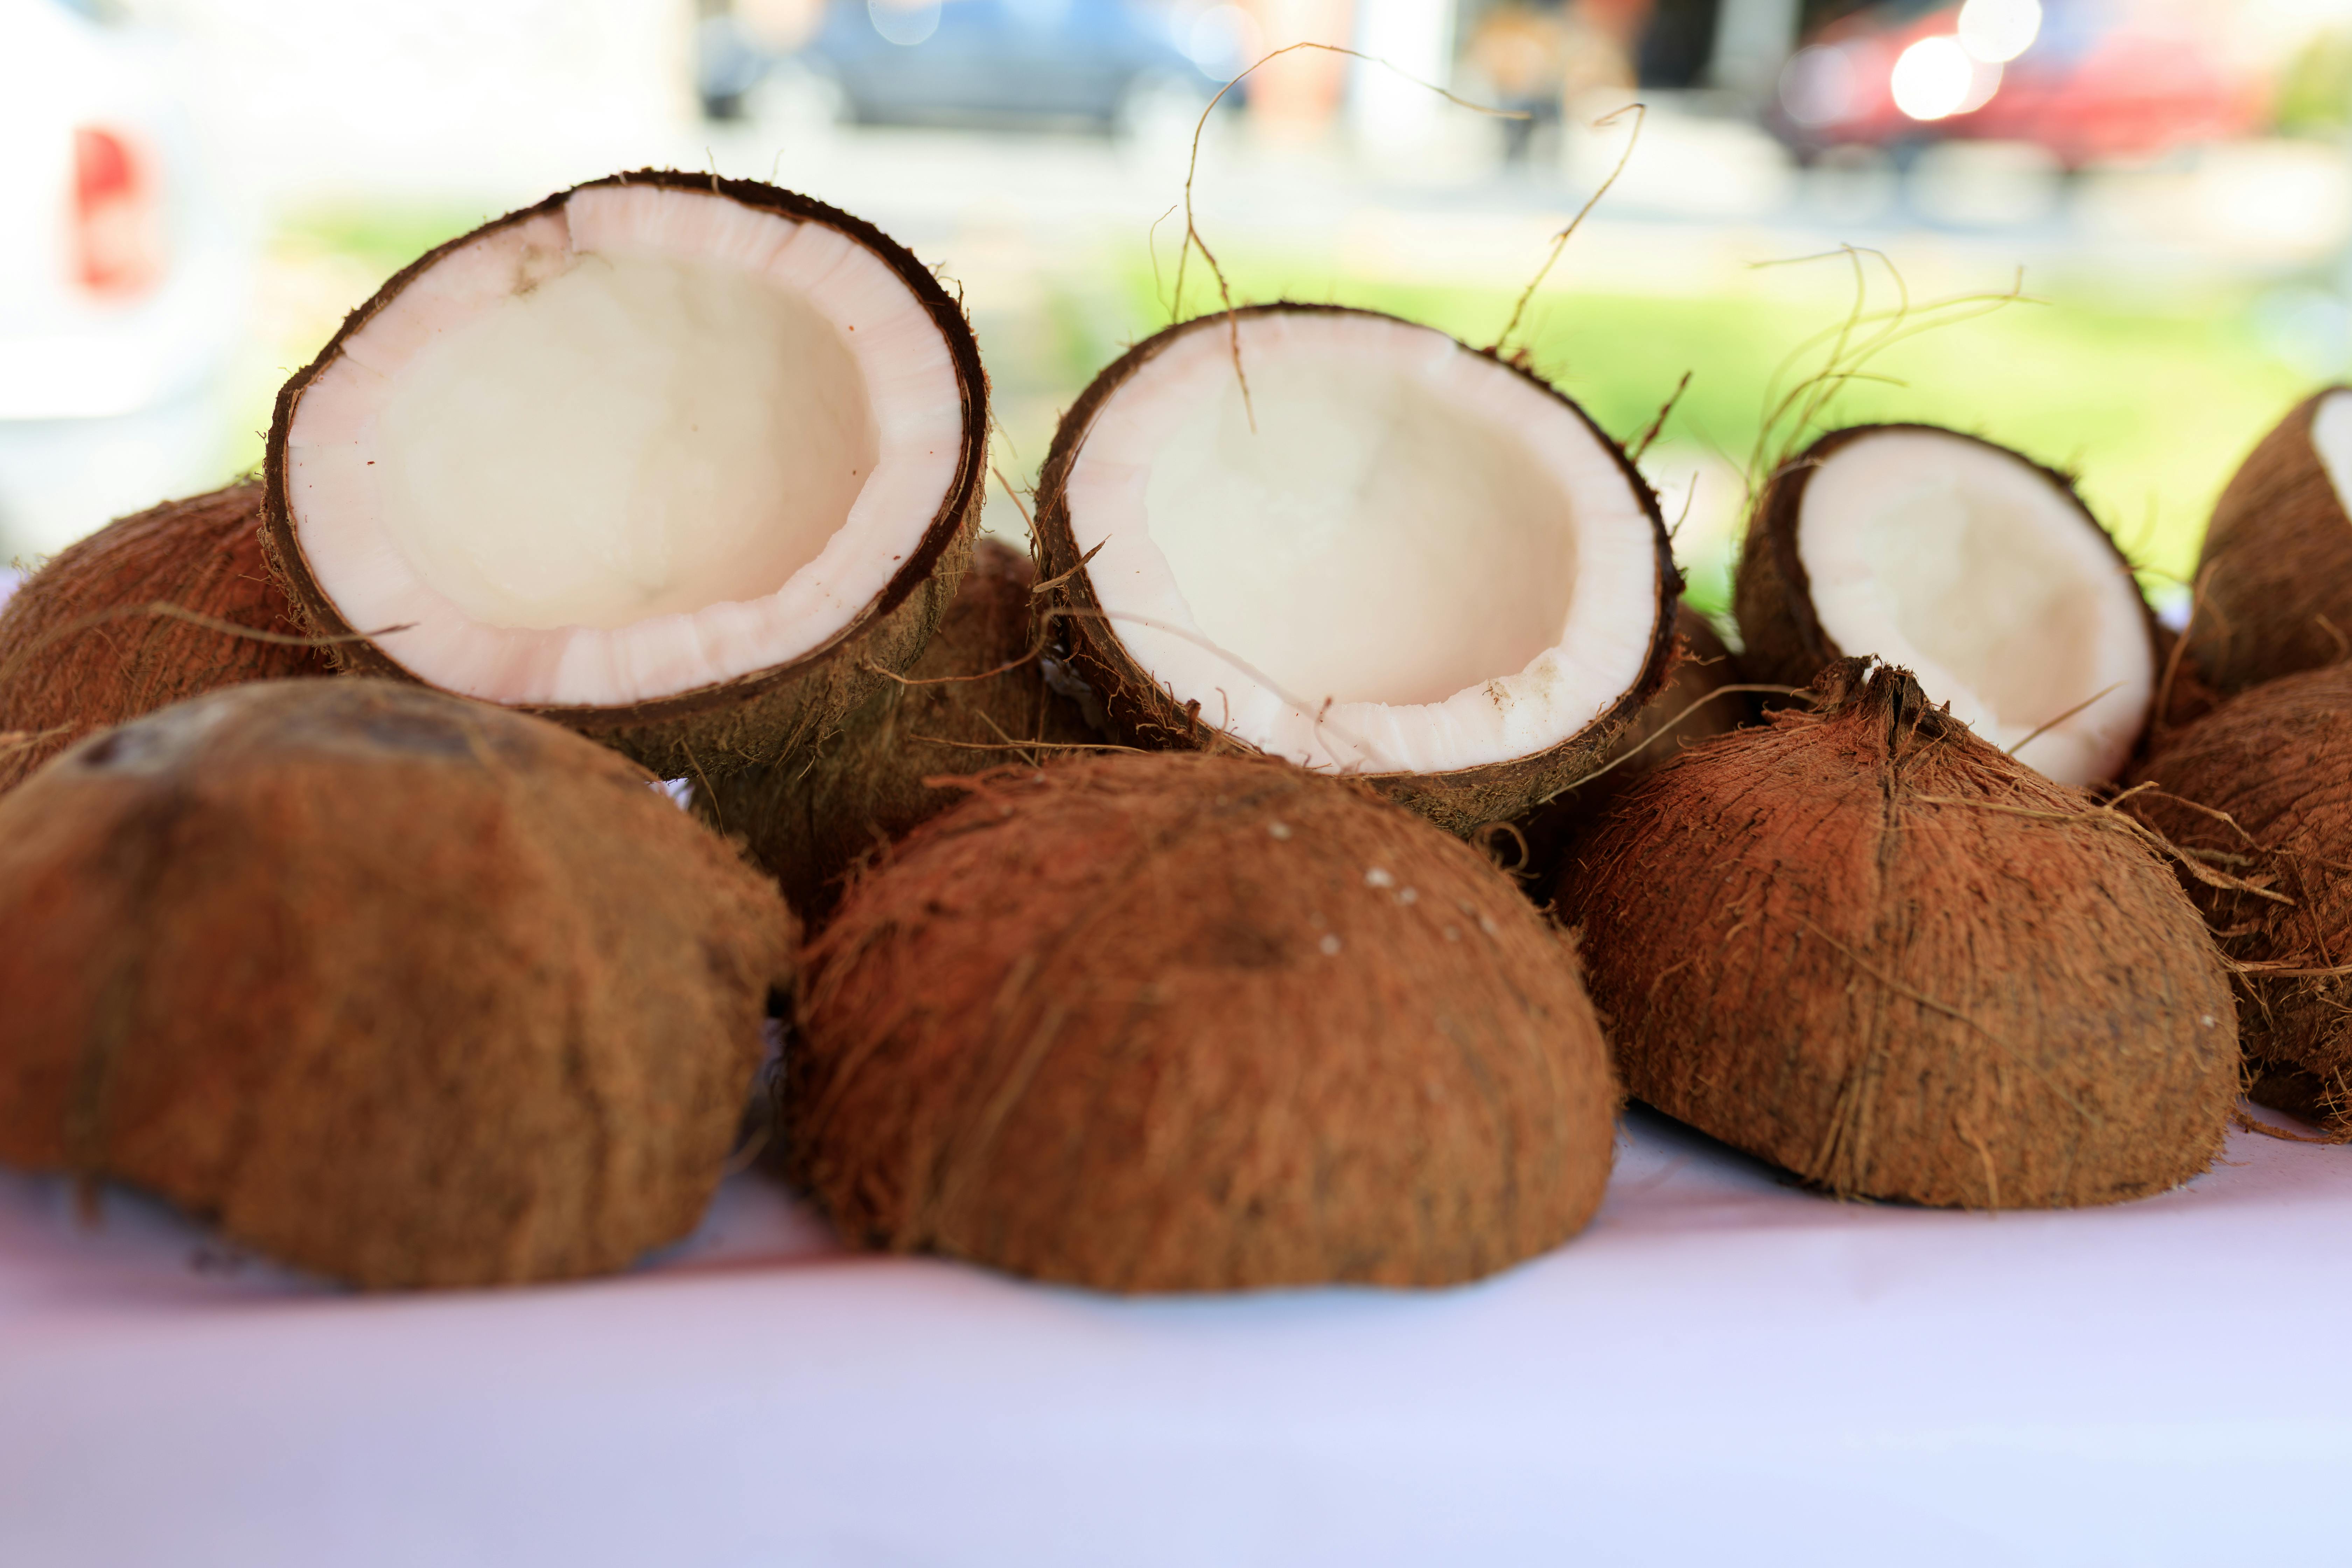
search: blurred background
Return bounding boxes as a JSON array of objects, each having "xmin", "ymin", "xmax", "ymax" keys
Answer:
[{"xmin": 6, "ymin": 0, "xmax": 2352, "ymax": 617}]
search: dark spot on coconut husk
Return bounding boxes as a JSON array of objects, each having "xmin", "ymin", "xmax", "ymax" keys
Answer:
[
  {"xmin": 2126, "ymin": 663, "xmax": 2352, "ymax": 1132},
  {"xmin": 0, "ymin": 678, "xmax": 797, "ymax": 1289},
  {"xmin": 0, "ymin": 484, "xmax": 336, "ymax": 794},
  {"xmin": 786, "ymin": 751, "xmax": 1619, "ymax": 1292},
  {"xmin": 1557, "ymin": 657, "xmax": 2238, "ymax": 1209}
]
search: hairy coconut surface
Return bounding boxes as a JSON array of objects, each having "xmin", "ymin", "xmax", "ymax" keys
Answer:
[
  {"xmin": 2184, "ymin": 387, "xmax": 2352, "ymax": 693},
  {"xmin": 263, "ymin": 169, "xmax": 988, "ymax": 783},
  {"xmin": 693, "ymin": 537, "xmax": 1100, "ymax": 916},
  {"xmin": 1559, "ymin": 658, "xmax": 2237, "ymax": 1209},
  {"xmin": 0, "ymin": 679, "xmax": 794, "ymax": 1288},
  {"xmin": 2127, "ymin": 664, "xmax": 2352, "ymax": 1128},
  {"xmin": 1032, "ymin": 303, "xmax": 1678, "ymax": 838},
  {"xmin": 789, "ymin": 751, "xmax": 1618, "ymax": 1292},
  {"xmin": 1736, "ymin": 425, "xmax": 2157, "ymax": 787},
  {"xmin": 0, "ymin": 484, "xmax": 334, "ymax": 793}
]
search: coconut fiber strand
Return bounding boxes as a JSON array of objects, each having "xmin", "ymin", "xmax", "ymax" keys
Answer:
[
  {"xmin": 2129, "ymin": 664, "xmax": 2352, "ymax": 1128},
  {"xmin": 0, "ymin": 679, "xmax": 795, "ymax": 1288},
  {"xmin": 1559, "ymin": 658, "xmax": 2236, "ymax": 1209},
  {"xmin": 0, "ymin": 483, "xmax": 333, "ymax": 793},
  {"xmin": 695, "ymin": 538, "xmax": 1098, "ymax": 917},
  {"xmin": 790, "ymin": 751, "xmax": 1618, "ymax": 1292}
]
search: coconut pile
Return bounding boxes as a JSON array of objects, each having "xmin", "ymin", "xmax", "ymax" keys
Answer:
[{"xmin": 0, "ymin": 169, "xmax": 2343, "ymax": 1293}]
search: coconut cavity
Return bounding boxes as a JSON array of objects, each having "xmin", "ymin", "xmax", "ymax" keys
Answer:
[
  {"xmin": 1035, "ymin": 304, "xmax": 1675, "ymax": 834},
  {"xmin": 789, "ymin": 751, "xmax": 1619, "ymax": 1291},
  {"xmin": 0, "ymin": 679, "xmax": 795, "ymax": 1288},
  {"xmin": 265, "ymin": 170, "xmax": 987, "ymax": 779},
  {"xmin": 1738, "ymin": 426, "xmax": 2155, "ymax": 787},
  {"xmin": 1557, "ymin": 659, "xmax": 2236, "ymax": 1208}
]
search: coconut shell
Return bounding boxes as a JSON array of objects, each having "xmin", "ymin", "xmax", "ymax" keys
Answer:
[
  {"xmin": 788, "ymin": 751, "xmax": 1619, "ymax": 1292},
  {"xmin": 2182, "ymin": 388, "xmax": 2352, "ymax": 694},
  {"xmin": 1031, "ymin": 302, "xmax": 1679, "ymax": 839},
  {"xmin": 2126, "ymin": 664, "xmax": 2352, "ymax": 1128},
  {"xmin": 0, "ymin": 678, "xmax": 795, "ymax": 1288},
  {"xmin": 1558, "ymin": 658, "xmax": 2238, "ymax": 1208},
  {"xmin": 692, "ymin": 538, "xmax": 1102, "ymax": 918},
  {"xmin": 0, "ymin": 484, "xmax": 334, "ymax": 794},
  {"xmin": 261, "ymin": 168, "xmax": 989, "ymax": 784}
]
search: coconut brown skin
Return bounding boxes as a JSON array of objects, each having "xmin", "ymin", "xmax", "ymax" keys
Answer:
[
  {"xmin": 1031, "ymin": 303, "xmax": 1679, "ymax": 839},
  {"xmin": 2183, "ymin": 388, "xmax": 2352, "ymax": 693},
  {"xmin": 2127, "ymin": 664, "xmax": 2352, "ymax": 1128},
  {"xmin": 0, "ymin": 679, "xmax": 795, "ymax": 1288},
  {"xmin": 692, "ymin": 538, "xmax": 1102, "ymax": 917},
  {"xmin": 789, "ymin": 751, "xmax": 1619, "ymax": 1292},
  {"xmin": 1558, "ymin": 658, "xmax": 2238, "ymax": 1209},
  {"xmin": 1734, "ymin": 424, "xmax": 2162, "ymax": 775},
  {"xmin": 261, "ymin": 169, "xmax": 989, "ymax": 784},
  {"xmin": 0, "ymin": 484, "xmax": 334, "ymax": 793}
]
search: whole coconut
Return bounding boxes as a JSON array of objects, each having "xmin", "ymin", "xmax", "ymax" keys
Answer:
[
  {"xmin": 1558, "ymin": 658, "xmax": 2237, "ymax": 1208},
  {"xmin": 0, "ymin": 484, "xmax": 334, "ymax": 793},
  {"xmin": 0, "ymin": 679, "xmax": 795, "ymax": 1288},
  {"xmin": 694, "ymin": 538, "xmax": 1100, "ymax": 916},
  {"xmin": 2127, "ymin": 664, "xmax": 2352, "ymax": 1128},
  {"xmin": 789, "ymin": 751, "xmax": 1618, "ymax": 1292}
]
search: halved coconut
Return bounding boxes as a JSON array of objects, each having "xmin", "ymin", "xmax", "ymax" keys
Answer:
[
  {"xmin": 2185, "ymin": 386, "xmax": 2352, "ymax": 693},
  {"xmin": 262, "ymin": 170, "xmax": 988, "ymax": 780},
  {"xmin": 1736, "ymin": 425, "xmax": 2157, "ymax": 789},
  {"xmin": 1031, "ymin": 303, "xmax": 1677, "ymax": 836}
]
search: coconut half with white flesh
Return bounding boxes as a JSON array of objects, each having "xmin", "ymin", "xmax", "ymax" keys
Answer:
[
  {"xmin": 1031, "ymin": 304, "xmax": 1678, "ymax": 835},
  {"xmin": 262, "ymin": 171, "xmax": 987, "ymax": 780},
  {"xmin": 1736, "ymin": 425, "xmax": 2157, "ymax": 788}
]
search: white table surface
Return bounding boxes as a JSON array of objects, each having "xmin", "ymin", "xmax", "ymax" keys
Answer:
[{"xmin": 3, "ymin": 1102, "xmax": 2346, "ymax": 1568}]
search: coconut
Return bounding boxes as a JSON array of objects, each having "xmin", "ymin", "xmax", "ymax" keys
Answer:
[
  {"xmin": 2126, "ymin": 663, "xmax": 2352, "ymax": 1128},
  {"xmin": 787, "ymin": 750, "xmax": 1618, "ymax": 1292},
  {"xmin": 1735, "ymin": 425, "xmax": 2158, "ymax": 788},
  {"xmin": 0, "ymin": 678, "xmax": 794, "ymax": 1288},
  {"xmin": 692, "ymin": 537, "xmax": 1100, "ymax": 917},
  {"xmin": 0, "ymin": 484, "xmax": 334, "ymax": 793},
  {"xmin": 1556, "ymin": 658, "xmax": 2238, "ymax": 1208},
  {"xmin": 2183, "ymin": 387, "xmax": 2352, "ymax": 693},
  {"xmin": 261, "ymin": 169, "xmax": 988, "ymax": 783},
  {"xmin": 1030, "ymin": 302, "xmax": 1678, "ymax": 838}
]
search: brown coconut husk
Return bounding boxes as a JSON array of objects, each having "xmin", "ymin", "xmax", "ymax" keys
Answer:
[
  {"xmin": 1557, "ymin": 657, "xmax": 2238, "ymax": 1208},
  {"xmin": 0, "ymin": 484, "xmax": 334, "ymax": 794},
  {"xmin": 1030, "ymin": 302, "xmax": 1680, "ymax": 839},
  {"xmin": 2182, "ymin": 388, "xmax": 2352, "ymax": 694},
  {"xmin": 692, "ymin": 537, "xmax": 1103, "ymax": 918},
  {"xmin": 261, "ymin": 169, "xmax": 989, "ymax": 784},
  {"xmin": 2126, "ymin": 663, "xmax": 2352, "ymax": 1130},
  {"xmin": 0, "ymin": 678, "xmax": 794, "ymax": 1288},
  {"xmin": 788, "ymin": 750, "xmax": 1619, "ymax": 1292}
]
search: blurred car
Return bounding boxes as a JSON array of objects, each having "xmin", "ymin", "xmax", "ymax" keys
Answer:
[
  {"xmin": 0, "ymin": 0, "xmax": 249, "ymax": 564},
  {"xmin": 1771, "ymin": 0, "xmax": 2263, "ymax": 167}
]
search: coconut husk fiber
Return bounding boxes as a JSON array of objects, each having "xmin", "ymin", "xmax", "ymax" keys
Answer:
[
  {"xmin": 2126, "ymin": 663, "xmax": 2352, "ymax": 1129},
  {"xmin": 788, "ymin": 750, "xmax": 1619, "ymax": 1292},
  {"xmin": 1557, "ymin": 658, "xmax": 2238, "ymax": 1209},
  {"xmin": 0, "ymin": 483, "xmax": 334, "ymax": 794},
  {"xmin": 693, "ymin": 538, "xmax": 1101, "ymax": 918},
  {"xmin": 0, "ymin": 678, "xmax": 795, "ymax": 1288}
]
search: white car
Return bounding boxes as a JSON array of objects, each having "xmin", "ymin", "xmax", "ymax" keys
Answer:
[{"xmin": 0, "ymin": 0, "xmax": 251, "ymax": 565}]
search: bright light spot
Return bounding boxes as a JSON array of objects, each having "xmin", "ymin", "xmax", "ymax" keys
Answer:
[
  {"xmin": 1958, "ymin": 0, "xmax": 2042, "ymax": 63},
  {"xmin": 1779, "ymin": 44, "xmax": 1861, "ymax": 129},
  {"xmin": 1188, "ymin": 5, "xmax": 1261, "ymax": 77},
  {"xmin": 1891, "ymin": 36, "xmax": 2000, "ymax": 121},
  {"xmin": 867, "ymin": 0, "xmax": 940, "ymax": 47}
]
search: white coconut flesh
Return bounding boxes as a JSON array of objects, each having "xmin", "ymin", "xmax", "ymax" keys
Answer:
[
  {"xmin": 2306, "ymin": 387, "xmax": 2352, "ymax": 513},
  {"xmin": 282, "ymin": 185, "xmax": 965, "ymax": 708},
  {"xmin": 1061, "ymin": 313, "xmax": 1661, "ymax": 776},
  {"xmin": 1794, "ymin": 429, "xmax": 2151, "ymax": 785}
]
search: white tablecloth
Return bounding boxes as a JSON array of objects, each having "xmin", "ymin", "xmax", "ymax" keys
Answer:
[{"xmin": 3, "ymin": 1103, "xmax": 2346, "ymax": 1567}]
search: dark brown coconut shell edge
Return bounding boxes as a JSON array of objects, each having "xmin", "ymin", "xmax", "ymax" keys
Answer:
[{"xmin": 260, "ymin": 169, "xmax": 990, "ymax": 783}]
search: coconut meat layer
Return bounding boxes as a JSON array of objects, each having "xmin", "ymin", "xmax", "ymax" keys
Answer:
[
  {"xmin": 283, "ymin": 184, "xmax": 964, "ymax": 708},
  {"xmin": 1063, "ymin": 312, "xmax": 1660, "ymax": 776},
  {"xmin": 2308, "ymin": 388, "xmax": 2352, "ymax": 515},
  {"xmin": 1796, "ymin": 429, "xmax": 2151, "ymax": 785}
]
